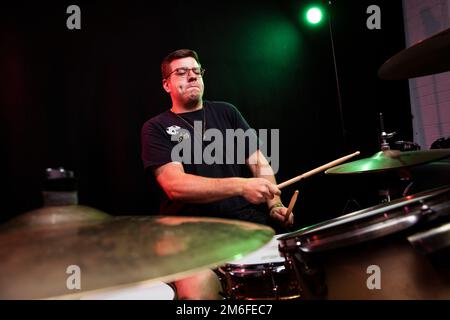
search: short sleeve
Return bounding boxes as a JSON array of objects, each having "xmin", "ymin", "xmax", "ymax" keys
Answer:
[{"xmin": 141, "ymin": 120, "xmax": 174, "ymax": 170}]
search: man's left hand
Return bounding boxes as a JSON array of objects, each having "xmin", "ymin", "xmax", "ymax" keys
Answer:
[{"xmin": 269, "ymin": 205, "xmax": 294, "ymax": 227}]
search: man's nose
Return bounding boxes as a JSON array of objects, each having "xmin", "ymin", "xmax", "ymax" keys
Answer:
[{"xmin": 187, "ymin": 73, "xmax": 198, "ymax": 81}]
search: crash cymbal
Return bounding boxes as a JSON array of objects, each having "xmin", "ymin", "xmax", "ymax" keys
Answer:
[
  {"xmin": 325, "ymin": 149, "xmax": 450, "ymax": 174},
  {"xmin": 0, "ymin": 205, "xmax": 111, "ymax": 230},
  {"xmin": 0, "ymin": 206, "xmax": 274, "ymax": 299},
  {"xmin": 378, "ymin": 27, "xmax": 450, "ymax": 79}
]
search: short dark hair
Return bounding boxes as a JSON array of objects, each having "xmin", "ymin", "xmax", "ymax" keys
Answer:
[{"xmin": 161, "ymin": 49, "xmax": 201, "ymax": 79}]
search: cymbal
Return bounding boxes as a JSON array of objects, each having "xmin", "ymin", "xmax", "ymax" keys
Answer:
[
  {"xmin": 378, "ymin": 27, "xmax": 450, "ymax": 79},
  {"xmin": 325, "ymin": 149, "xmax": 450, "ymax": 174},
  {"xmin": 0, "ymin": 205, "xmax": 111, "ymax": 230},
  {"xmin": 0, "ymin": 206, "xmax": 274, "ymax": 299}
]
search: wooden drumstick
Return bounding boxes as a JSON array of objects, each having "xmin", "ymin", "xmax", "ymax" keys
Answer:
[
  {"xmin": 277, "ymin": 151, "xmax": 360, "ymax": 189},
  {"xmin": 284, "ymin": 190, "xmax": 299, "ymax": 224}
]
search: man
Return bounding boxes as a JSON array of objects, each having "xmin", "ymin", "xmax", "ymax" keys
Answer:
[
  {"xmin": 141, "ymin": 49, "xmax": 293, "ymax": 226},
  {"xmin": 141, "ymin": 49, "xmax": 293, "ymax": 298}
]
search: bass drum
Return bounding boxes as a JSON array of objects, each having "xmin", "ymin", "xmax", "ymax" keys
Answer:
[{"xmin": 278, "ymin": 185, "xmax": 450, "ymax": 299}]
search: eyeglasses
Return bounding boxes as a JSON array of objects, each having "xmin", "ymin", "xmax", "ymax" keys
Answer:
[{"xmin": 165, "ymin": 67, "xmax": 205, "ymax": 79}]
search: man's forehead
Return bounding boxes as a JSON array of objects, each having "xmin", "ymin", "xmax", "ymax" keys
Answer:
[{"xmin": 170, "ymin": 57, "xmax": 199, "ymax": 69}]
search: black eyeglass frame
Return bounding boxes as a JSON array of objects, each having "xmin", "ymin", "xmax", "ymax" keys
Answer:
[{"xmin": 164, "ymin": 67, "xmax": 206, "ymax": 79}]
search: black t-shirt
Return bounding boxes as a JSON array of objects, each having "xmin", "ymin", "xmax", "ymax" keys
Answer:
[{"xmin": 141, "ymin": 100, "xmax": 268, "ymax": 224}]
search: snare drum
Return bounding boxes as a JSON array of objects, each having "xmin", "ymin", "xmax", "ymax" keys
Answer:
[
  {"xmin": 216, "ymin": 234, "xmax": 303, "ymax": 300},
  {"xmin": 279, "ymin": 185, "xmax": 450, "ymax": 299},
  {"xmin": 80, "ymin": 281, "xmax": 176, "ymax": 300}
]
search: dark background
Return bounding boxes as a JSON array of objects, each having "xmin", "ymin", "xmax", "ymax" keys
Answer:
[{"xmin": 0, "ymin": 0, "xmax": 413, "ymax": 228}]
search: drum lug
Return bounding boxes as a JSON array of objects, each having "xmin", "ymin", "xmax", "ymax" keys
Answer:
[
  {"xmin": 230, "ymin": 285, "xmax": 241, "ymax": 300},
  {"xmin": 420, "ymin": 201, "xmax": 437, "ymax": 221},
  {"xmin": 272, "ymin": 284, "xmax": 279, "ymax": 299},
  {"xmin": 420, "ymin": 202, "xmax": 433, "ymax": 214}
]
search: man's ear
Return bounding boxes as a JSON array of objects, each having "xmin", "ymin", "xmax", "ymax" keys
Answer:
[{"xmin": 162, "ymin": 79, "xmax": 171, "ymax": 93}]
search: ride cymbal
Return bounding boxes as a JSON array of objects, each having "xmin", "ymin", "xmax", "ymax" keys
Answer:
[
  {"xmin": 379, "ymin": 27, "xmax": 450, "ymax": 80},
  {"xmin": 0, "ymin": 206, "xmax": 274, "ymax": 299},
  {"xmin": 325, "ymin": 149, "xmax": 450, "ymax": 174}
]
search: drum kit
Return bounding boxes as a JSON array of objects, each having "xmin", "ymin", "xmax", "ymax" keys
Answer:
[{"xmin": 1, "ymin": 29, "xmax": 450, "ymax": 300}]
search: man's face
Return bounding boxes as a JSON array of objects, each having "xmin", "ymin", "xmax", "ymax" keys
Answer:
[{"xmin": 163, "ymin": 57, "xmax": 204, "ymax": 106}]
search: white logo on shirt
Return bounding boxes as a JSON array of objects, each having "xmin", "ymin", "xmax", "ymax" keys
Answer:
[
  {"xmin": 166, "ymin": 125, "xmax": 181, "ymax": 135},
  {"xmin": 166, "ymin": 125, "xmax": 190, "ymax": 143}
]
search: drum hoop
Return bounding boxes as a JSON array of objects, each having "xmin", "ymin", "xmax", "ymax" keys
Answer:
[
  {"xmin": 279, "ymin": 185, "xmax": 450, "ymax": 252},
  {"xmin": 408, "ymin": 221, "xmax": 450, "ymax": 254},
  {"xmin": 294, "ymin": 214, "xmax": 420, "ymax": 253},
  {"xmin": 220, "ymin": 263, "xmax": 286, "ymax": 278},
  {"xmin": 279, "ymin": 185, "xmax": 450, "ymax": 241},
  {"xmin": 222, "ymin": 261, "xmax": 285, "ymax": 271}
]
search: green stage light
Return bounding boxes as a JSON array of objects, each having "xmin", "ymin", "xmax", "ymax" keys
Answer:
[{"xmin": 305, "ymin": 7, "xmax": 323, "ymax": 25}]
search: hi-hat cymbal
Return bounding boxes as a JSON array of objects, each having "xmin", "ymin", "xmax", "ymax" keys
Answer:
[
  {"xmin": 0, "ymin": 206, "xmax": 274, "ymax": 299},
  {"xmin": 325, "ymin": 149, "xmax": 450, "ymax": 174},
  {"xmin": 378, "ymin": 27, "xmax": 450, "ymax": 80}
]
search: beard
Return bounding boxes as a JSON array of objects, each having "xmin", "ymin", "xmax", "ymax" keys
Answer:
[{"xmin": 184, "ymin": 89, "xmax": 202, "ymax": 109}]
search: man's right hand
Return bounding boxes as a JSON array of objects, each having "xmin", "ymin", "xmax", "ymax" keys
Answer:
[{"xmin": 241, "ymin": 178, "xmax": 281, "ymax": 204}]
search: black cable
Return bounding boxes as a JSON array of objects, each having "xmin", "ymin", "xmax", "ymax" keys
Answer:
[{"xmin": 326, "ymin": 1, "xmax": 347, "ymax": 148}]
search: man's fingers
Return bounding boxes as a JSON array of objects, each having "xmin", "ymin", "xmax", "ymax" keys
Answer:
[
  {"xmin": 267, "ymin": 183, "xmax": 281, "ymax": 196},
  {"xmin": 271, "ymin": 207, "xmax": 295, "ymax": 227},
  {"xmin": 285, "ymin": 212, "xmax": 294, "ymax": 226},
  {"xmin": 261, "ymin": 185, "xmax": 274, "ymax": 200},
  {"xmin": 270, "ymin": 208, "xmax": 285, "ymax": 221},
  {"xmin": 266, "ymin": 188, "xmax": 275, "ymax": 200},
  {"xmin": 272, "ymin": 212, "xmax": 285, "ymax": 222}
]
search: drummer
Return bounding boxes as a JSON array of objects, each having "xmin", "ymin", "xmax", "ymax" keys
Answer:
[
  {"xmin": 141, "ymin": 49, "xmax": 294, "ymax": 298},
  {"xmin": 141, "ymin": 49, "xmax": 294, "ymax": 229}
]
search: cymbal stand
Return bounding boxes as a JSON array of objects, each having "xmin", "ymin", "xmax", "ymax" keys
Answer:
[
  {"xmin": 379, "ymin": 113, "xmax": 396, "ymax": 151},
  {"xmin": 378, "ymin": 113, "xmax": 401, "ymax": 202}
]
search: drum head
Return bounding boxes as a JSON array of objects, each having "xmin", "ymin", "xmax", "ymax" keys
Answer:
[
  {"xmin": 279, "ymin": 185, "xmax": 450, "ymax": 253},
  {"xmin": 226, "ymin": 234, "xmax": 287, "ymax": 266},
  {"xmin": 80, "ymin": 281, "xmax": 175, "ymax": 300}
]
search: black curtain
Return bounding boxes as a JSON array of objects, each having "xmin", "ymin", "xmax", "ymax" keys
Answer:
[{"xmin": 0, "ymin": 0, "xmax": 411, "ymax": 228}]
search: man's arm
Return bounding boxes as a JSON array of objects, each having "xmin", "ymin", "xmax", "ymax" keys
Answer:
[
  {"xmin": 153, "ymin": 162, "xmax": 280, "ymax": 204},
  {"xmin": 246, "ymin": 150, "xmax": 294, "ymax": 225}
]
